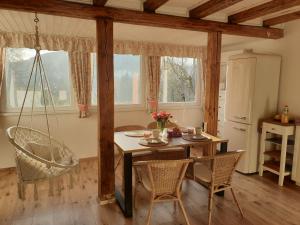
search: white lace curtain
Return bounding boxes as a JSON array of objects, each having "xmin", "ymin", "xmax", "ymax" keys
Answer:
[
  {"xmin": 144, "ymin": 56, "xmax": 161, "ymax": 113},
  {"xmin": 69, "ymin": 52, "xmax": 92, "ymax": 118},
  {"xmin": 0, "ymin": 31, "xmax": 95, "ymax": 53}
]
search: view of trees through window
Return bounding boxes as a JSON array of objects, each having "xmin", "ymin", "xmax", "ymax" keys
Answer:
[
  {"xmin": 3, "ymin": 49, "xmax": 199, "ymax": 110},
  {"xmin": 4, "ymin": 48, "xmax": 71, "ymax": 108},
  {"xmin": 91, "ymin": 54, "xmax": 141, "ymax": 105},
  {"xmin": 159, "ymin": 56, "xmax": 198, "ymax": 103}
]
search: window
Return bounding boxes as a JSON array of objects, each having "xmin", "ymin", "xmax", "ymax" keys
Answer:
[
  {"xmin": 159, "ymin": 56, "xmax": 199, "ymax": 103},
  {"xmin": 91, "ymin": 54, "xmax": 142, "ymax": 105},
  {"xmin": 4, "ymin": 48, "xmax": 72, "ymax": 109}
]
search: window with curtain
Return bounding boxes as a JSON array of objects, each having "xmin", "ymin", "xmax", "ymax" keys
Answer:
[
  {"xmin": 3, "ymin": 48, "xmax": 72, "ymax": 109},
  {"xmin": 159, "ymin": 56, "xmax": 199, "ymax": 103},
  {"xmin": 91, "ymin": 53, "xmax": 142, "ymax": 105}
]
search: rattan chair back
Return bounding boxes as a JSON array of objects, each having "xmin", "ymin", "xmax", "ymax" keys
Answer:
[
  {"xmin": 114, "ymin": 125, "xmax": 146, "ymax": 132},
  {"xmin": 135, "ymin": 159, "xmax": 191, "ymax": 197},
  {"xmin": 212, "ymin": 150, "xmax": 244, "ymax": 187}
]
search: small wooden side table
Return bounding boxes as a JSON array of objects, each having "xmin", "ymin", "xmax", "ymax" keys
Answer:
[{"xmin": 259, "ymin": 121, "xmax": 295, "ymax": 186}]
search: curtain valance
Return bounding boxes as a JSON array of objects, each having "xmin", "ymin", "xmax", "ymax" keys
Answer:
[
  {"xmin": 0, "ymin": 31, "xmax": 96, "ymax": 53},
  {"xmin": 0, "ymin": 31, "xmax": 206, "ymax": 58},
  {"xmin": 114, "ymin": 40, "xmax": 206, "ymax": 58}
]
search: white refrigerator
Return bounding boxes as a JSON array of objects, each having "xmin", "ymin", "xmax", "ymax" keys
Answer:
[{"xmin": 223, "ymin": 51, "xmax": 281, "ymax": 174}]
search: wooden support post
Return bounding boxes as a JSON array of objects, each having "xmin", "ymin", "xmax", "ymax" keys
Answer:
[
  {"xmin": 204, "ymin": 31, "xmax": 222, "ymax": 136},
  {"xmin": 96, "ymin": 17, "xmax": 115, "ymax": 202}
]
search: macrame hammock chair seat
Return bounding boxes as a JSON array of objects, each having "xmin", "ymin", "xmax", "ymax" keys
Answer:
[
  {"xmin": 7, "ymin": 126, "xmax": 78, "ymax": 181},
  {"xmin": 6, "ymin": 14, "xmax": 79, "ymax": 200}
]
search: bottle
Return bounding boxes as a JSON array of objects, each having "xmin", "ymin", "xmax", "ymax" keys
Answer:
[{"xmin": 281, "ymin": 105, "xmax": 289, "ymax": 124}]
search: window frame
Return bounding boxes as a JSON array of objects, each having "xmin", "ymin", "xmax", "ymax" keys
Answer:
[
  {"xmin": 158, "ymin": 56, "xmax": 202, "ymax": 109},
  {"xmin": 0, "ymin": 49, "xmax": 203, "ymax": 115},
  {"xmin": 0, "ymin": 48, "xmax": 76, "ymax": 114}
]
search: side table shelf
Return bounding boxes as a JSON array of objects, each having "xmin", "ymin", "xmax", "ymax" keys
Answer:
[{"xmin": 259, "ymin": 122, "xmax": 295, "ymax": 186}]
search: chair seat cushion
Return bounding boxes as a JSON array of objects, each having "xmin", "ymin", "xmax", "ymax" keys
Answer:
[
  {"xmin": 24, "ymin": 142, "xmax": 73, "ymax": 165},
  {"xmin": 24, "ymin": 142, "xmax": 60, "ymax": 161}
]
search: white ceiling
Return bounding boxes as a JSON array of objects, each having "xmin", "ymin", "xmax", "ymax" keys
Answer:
[
  {"xmin": 1, "ymin": 0, "xmax": 294, "ymax": 47},
  {"xmin": 67, "ymin": 0, "xmax": 300, "ymax": 25}
]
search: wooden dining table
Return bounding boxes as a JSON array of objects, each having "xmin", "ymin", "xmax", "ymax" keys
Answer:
[{"xmin": 114, "ymin": 131, "xmax": 228, "ymax": 217}]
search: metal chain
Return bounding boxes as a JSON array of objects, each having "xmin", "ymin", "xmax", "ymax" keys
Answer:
[{"xmin": 34, "ymin": 12, "xmax": 41, "ymax": 51}]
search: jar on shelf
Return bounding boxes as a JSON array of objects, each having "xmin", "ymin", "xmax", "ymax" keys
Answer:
[{"xmin": 281, "ymin": 105, "xmax": 289, "ymax": 124}]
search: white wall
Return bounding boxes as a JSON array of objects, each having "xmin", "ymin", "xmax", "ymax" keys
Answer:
[
  {"xmin": 223, "ymin": 20, "xmax": 300, "ymax": 117},
  {"xmin": 0, "ymin": 107, "xmax": 201, "ymax": 168}
]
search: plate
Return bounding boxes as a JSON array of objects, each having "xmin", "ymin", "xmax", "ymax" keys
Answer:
[
  {"xmin": 139, "ymin": 138, "xmax": 168, "ymax": 147},
  {"xmin": 124, "ymin": 131, "xmax": 145, "ymax": 137},
  {"xmin": 182, "ymin": 135, "xmax": 209, "ymax": 142}
]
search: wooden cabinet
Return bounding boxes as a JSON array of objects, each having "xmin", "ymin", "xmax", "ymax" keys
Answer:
[{"xmin": 226, "ymin": 57, "xmax": 256, "ymax": 124}]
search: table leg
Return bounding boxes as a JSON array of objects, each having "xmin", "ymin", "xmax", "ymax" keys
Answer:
[
  {"xmin": 115, "ymin": 152, "xmax": 133, "ymax": 217},
  {"xmin": 220, "ymin": 141, "xmax": 228, "ymax": 153},
  {"xmin": 216, "ymin": 141, "xmax": 228, "ymax": 197},
  {"xmin": 185, "ymin": 146, "xmax": 194, "ymax": 179}
]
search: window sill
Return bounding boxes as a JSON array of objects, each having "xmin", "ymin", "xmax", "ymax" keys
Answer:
[
  {"xmin": 0, "ymin": 103, "xmax": 201, "ymax": 117},
  {"xmin": 0, "ymin": 107, "xmax": 78, "ymax": 117},
  {"xmin": 89, "ymin": 104, "xmax": 146, "ymax": 112},
  {"xmin": 159, "ymin": 102, "xmax": 201, "ymax": 110}
]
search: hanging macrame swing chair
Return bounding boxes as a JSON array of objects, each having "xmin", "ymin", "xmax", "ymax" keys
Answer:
[{"xmin": 6, "ymin": 13, "xmax": 79, "ymax": 200}]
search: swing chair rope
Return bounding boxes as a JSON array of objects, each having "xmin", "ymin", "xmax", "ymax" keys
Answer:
[
  {"xmin": 15, "ymin": 12, "xmax": 58, "ymax": 163},
  {"xmin": 39, "ymin": 55, "xmax": 61, "ymax": 145},
  {"xmin": 15, "ymin": 12, "xmax": 41, "ymax": 134},
  {"xmin": 34, "ymin": 12, "xmax": 61, "ymax": 148},
  {"xmin": 30, "ymin": 53, "xmax": 39, "ymax": 135},
  {"xmin": 38, "ymin": 52, "xmax": 55, "ymax": 162},
  {"xmin": 15, "ymin": 55, "xmax": 38, "ymax": 133}
]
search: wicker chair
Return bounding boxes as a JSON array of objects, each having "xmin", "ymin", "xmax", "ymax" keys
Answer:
[
  {"xmin": 193, "ymin": 150, "xmax": 245, "ymax": 225},
  {"xmin": 133, "ymin": 159, "xmax": 192, "ymax": 225}
]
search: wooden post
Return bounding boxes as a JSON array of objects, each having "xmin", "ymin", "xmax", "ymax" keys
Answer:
[
  {"xmin": 96, "ymin": 17, "xmax": 115, "ymax": 202},
  {"xmin": 204, "ymin": 31, "xmax": 222, "ymax": 135}
]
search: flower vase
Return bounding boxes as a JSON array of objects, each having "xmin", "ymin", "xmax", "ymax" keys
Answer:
[{"xmin": 157, "ymin": 120, "xmax": 166, "ymax": 133}]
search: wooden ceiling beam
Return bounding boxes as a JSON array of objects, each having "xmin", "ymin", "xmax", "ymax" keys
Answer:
[
  {"xmin": 0, "ymin": 0, "xmax": 283, "ymax": 39},
  {"xmin": 143, "ymin": 0, "xmax": 169, "ymax": 13},
  {"xmin": 190, "ymin": 0, "xmax": 243, "ymax": 19},
  {"xmin": 263, "ymin": 11, "xmax": 300, "ymax": 27},
  {"xmin": 93, "ymin": 0, "xmax": 108, "ymax": 6},
  {"xmin": 229, "ymin": 0, "xmax": 300, "ymax": 24}
]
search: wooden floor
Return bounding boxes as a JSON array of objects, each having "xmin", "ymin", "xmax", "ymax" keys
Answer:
[{"xmin": 1, "ymin": 158, "xmax": 300, "ymax": 225}]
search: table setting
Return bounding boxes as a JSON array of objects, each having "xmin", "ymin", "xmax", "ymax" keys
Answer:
[{"xmin": 123, "ymin": 111, "xmax": 210, "ymax": 148}]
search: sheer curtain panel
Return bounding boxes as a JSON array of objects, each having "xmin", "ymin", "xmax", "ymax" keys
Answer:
[
  {"xmin": 69, "ymin": 52, "xmax": 92, "ymax": 118},
  {"xmin": 145, "ymin": 56, "xmax": 161, "ymax": 113},
  {"xmin": 0, "ymin": 48, "xmax": 5, "ymax": 98}
]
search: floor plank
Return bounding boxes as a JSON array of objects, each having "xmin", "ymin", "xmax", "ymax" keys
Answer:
[{"xmin": 0, "ymin": 159, "xmax": 300, "ymax": 225}]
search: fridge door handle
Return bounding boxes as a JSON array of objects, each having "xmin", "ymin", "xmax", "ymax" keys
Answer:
[
  {"xmin": 232, "ymin": 126, "xmax": 247, "ymax": 132},
  {"xmin": 234, "ymin": 116, "xmax": 247, "ymax": 120}
]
